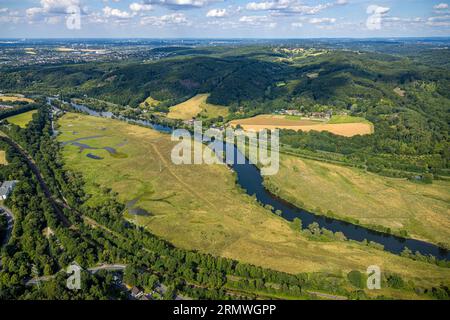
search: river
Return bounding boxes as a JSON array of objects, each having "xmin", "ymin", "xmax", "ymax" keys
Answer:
[{"xmin": 60, "ymin": 100, "xmax": 449, "ymax": 261}]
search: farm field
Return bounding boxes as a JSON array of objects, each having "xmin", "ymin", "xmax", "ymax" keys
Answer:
[
  {"xmin": 0, "ymin": 95, "xmax": 34, "ymax": 103},
  {"xmin": 167, "ymin": 94, "xmax": 228, "ymax": 120},
  {"xmin": 139, "ymin": 96, "xmax": 161, "ymax": 108},
  {"xmin": 6, "ymin": 110, "xmax": 37, "ymax": 128},
  {"xmin": 264, "ymin": 154, "xmax": 450, "ymax": 248},
  {"xmin": 56, "ymin": 113, "xmax": 450, "ymax": 294},
  {"xmin": 327, "ymin": 115, "xmax": 373, "ymax": 125},
  {"xmin": 0, "ymin": 150, "xmax": 7, "ymax": 165},
  {"xmin": 229, "ymin": 115, "xmax": 373, "ymax": 137}
]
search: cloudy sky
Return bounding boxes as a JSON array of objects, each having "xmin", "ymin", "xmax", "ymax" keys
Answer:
[{"xmin": 0, "ymin": 0, "xmax": 449, "ymax": 38}]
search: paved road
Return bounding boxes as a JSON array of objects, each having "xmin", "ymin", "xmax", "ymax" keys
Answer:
[{"xmin": 25, "ymin": 264, "xmax": 127, "ymax": 286}]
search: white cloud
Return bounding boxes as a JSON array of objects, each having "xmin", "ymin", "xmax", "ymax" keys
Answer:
[
  {"xmin": 26, "ymin": 0, "xmax": 82, "ymax": 23},
  {"xmin": 427, "ymin": 14, "xmax": 450, "ymax": 26},
  {"xmin": 0, "ymin": 9, "xmax": 22, "ymax": 24},
  {"xmin": 366, "ymin": 5, "xmax": 390, "ymax": 15},
  {"xmin": 206, "ymin": 9, "xmax": 228, "ymax": 18},
  {"xmin": 291, "ymin": 22, "xmax": 303, "ymax": 27},
  {"xmin": 45, "ymin": 16, "xmax": 62, "ymax": 24},
  {"xmin": 434, "ymin": 3, "xmax": 449, "ymax": 10},
  {"xmin": 38, "ymin": 0, "xmax": 80, "ymax": 14},
  {"xmin": 240, "ymin": 15, "xmax": 267, "ymax": 22},
  {"xmin": 366, "ymin": 5, "xmax": 390, "ymax": 30},
  {"xmin": 142, "ymin": 0, "xmax": 215, "ymax": 9},
  {"xmin": 130, "ymin": 3, "xmax": 153, "ymax": 12},
  {"xmin": 140, "ymin": 13, "xmax": 191, "ymax": 26},
  {"xmin": 309, "ymin": 17, "xmax": 336, "ymax": 24},
  {"xmin": 245, "ymin": 0, "xmax": 334, "ymax": 15},
  {"xmin": 336, "ymin": 0, "xmax": 348, "ymax": 5},
  {"xmin": 103, "ymin": 6, "xmax": 133, "ymax": 19}
]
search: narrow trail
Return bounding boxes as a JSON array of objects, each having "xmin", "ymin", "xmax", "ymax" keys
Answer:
[{"xmin": 148, "ymin": 142, "xmax": 217, "ymax": 210}]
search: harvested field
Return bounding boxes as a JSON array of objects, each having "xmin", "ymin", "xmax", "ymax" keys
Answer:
[
  {"xmin": 168, "ymin": 94, "xmax": 228, "ymax": 120},
  {"xmin": 0, "ymin": 95, "xmax": 34, "ymax": 103},
  {"xmin": 167, "ymin": 94, "xmax": 208, "ymax": 120},
  {"xmin": 229, "ymin": 115, "xmax": 373, "ymax": 137},
  {"xmin": 0, "ymin": 150, "xmax": 7, "ymax": 165}
]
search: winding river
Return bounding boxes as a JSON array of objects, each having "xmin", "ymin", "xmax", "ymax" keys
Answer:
[{"xmin": 61, "ymin": 100, "xmax": 449, "ymax": 261}]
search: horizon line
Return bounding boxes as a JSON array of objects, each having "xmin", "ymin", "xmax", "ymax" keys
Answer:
[{"xmin": 1, "ymin": 36, "xmax": 450, "ymax": 40}]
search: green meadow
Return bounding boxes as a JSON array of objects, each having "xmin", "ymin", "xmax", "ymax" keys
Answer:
[
  {"xmin": 57, "ymin": 113, "xmax": 450, "ymax": 297},
  {"xmin": 6, "ymin": 110, "xmax": 38, "ymax": 128}
]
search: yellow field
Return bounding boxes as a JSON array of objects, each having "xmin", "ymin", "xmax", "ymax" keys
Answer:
[
  {"xmin": 56, "ymin": 113, "xmax": 450, "ymax": 293},
  {"xmin": 167, "ymin": 94, "xmax": 228, "ymax": 120},
  {"xmin": 229, "ymin": 115, "xmax": 373, "ymax": 137},
  {"xmin": 0, "ymin": 95, "xmax": 34, "ymax": 104},
  {"xmin": 6, "ymin": 110, "xmax": 38, "ymax": 128},
  {"xmin": 55, "ymin": 47, "xmax": 74, "ymax": 52},
  {"xmin": 0, "ymin": 150, "xmax": 7, "ymax": 165},
  {"xmin": 139, "ymin": 96, "xmax": 161, "ymax": 108},
  {"xmin": 265, "ymin": 154, "xmax": 450, "ymax": 247}
]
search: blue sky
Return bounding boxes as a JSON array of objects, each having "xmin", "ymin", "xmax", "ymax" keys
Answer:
[{"xmin": 0, "ymin": 0, "xmax": 449, "ymax": 38}]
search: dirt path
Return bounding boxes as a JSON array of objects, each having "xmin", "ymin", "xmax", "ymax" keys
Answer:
[
  {"xmin": 306, "ymin": 291, "xmax": 348, "ymax": 300},
  {"xmin": 148, "ymin": 142, "xmax": 217, "ymax": 210}
]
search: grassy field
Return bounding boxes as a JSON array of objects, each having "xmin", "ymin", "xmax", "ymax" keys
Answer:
[
  {"xmin": 139, "ymin": 96, "xmax": 161, "ymax": 108},
  {"xmin": 0, "ymin": 150, "xmax": 7, "ymax": 165},
  {"xmin": 264, "ymin": 154, "xmax": 450, "ymax": 248},
  {"xmin": 229, "ymin": 114, "xmax": 373, "ymax": 137},
  {"xmin": 197, "ymin": 102, "xmax": 229, "ymax": 120},
  {"xmin": 168, "ymin": 94, "xmax": 228, "ymax": 120},
  {"xmin": 328, "ymin": 115, "xmax": 372, "ymax": 125},
  {"xmin": 0, "ymin": 95, "xmax": 34, "ymax": 103},
  {"xmin": 56, "ymin": 113, "xmax": 449, "ymax": 295},
  {"xmin": 6, "ymin": 110, "xmax": 38, "ymax": 128}
]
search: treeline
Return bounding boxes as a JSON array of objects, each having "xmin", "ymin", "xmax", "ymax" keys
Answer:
[{"xmin": 0, "ymin": 104, "xmax": 38, "ymax": 121}]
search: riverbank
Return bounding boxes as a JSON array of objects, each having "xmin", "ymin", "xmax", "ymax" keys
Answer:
[{"xmin": 263, "ymin": 154, "xmax": 450, "ymax": 250}]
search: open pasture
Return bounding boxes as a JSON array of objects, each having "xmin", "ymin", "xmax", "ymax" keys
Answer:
[
  {"xmin": 56, "ymin": 113, "xmax": 450, "ymax": 291},
  {"xmin": 6, "ymin": 110, "xmax": 38, "ymax": 128},
  {"xmin": 0, "ymin": 95, "xmax": 34, "ymax": 104},
  {"xmin": 167, "ymin": 94, "xmax": 228, "ymax": 120}
]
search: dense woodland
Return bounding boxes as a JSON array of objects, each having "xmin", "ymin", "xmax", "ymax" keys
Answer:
[{"xmin": 0, "ymin": 106, "xmax": 448, "ymax": 300}]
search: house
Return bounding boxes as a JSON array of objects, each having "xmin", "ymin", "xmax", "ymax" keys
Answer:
[
  {"xmin": 130, "ymin": 286, "xmax": 144, "ymax": 299},
  {"xmin": 0, "ymin": 181, "xmax": 18, "ymax": 200}
]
